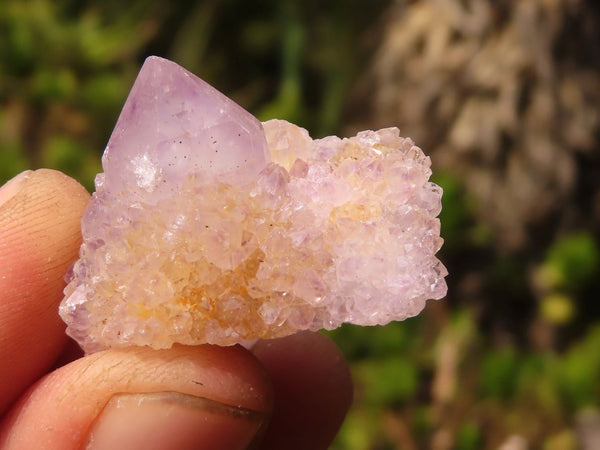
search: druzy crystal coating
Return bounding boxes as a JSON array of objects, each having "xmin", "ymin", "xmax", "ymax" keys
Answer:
[{"xmin": 60, "ymin": 56, "xmax": 447, "ymax": 353}]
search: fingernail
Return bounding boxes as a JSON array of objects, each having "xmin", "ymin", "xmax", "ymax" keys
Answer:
[
  {"xmin": 0, "ymin": 170, "xmax": 32, "ymax": 209},
  {"xmin": 86, "ymin": 392, "xmax": 265, "ymax": 450}
]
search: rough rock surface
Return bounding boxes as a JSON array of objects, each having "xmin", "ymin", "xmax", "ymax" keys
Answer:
[{"xmin": 60, "ymin": 56, "xmax": 447, "ymax": 353}]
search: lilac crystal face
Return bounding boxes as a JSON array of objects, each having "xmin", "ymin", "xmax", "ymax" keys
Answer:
[
  {"xmin": 60, "ymin": 56, "xmax": 447, "ymax": 353},
  {"xmin": 102, "ymin": 56, "xmax": 269, "ymax": 202}
]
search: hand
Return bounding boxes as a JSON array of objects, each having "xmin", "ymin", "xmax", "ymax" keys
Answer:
[{"xmin": 0, "ymin": 169, "xmax": 352, "ymax": 450}]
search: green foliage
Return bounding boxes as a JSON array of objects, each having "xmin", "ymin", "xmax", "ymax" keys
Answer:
[
  {"xmin": 81, "ymin": 74, "xmax": 131, "ymax": 116},
  {"xmin": 556, "ymin": 326, "xmax": 600, "ymax": 410},
  {"xmin": 41, "ymin": 135, "xmax": 101, "ymax": 191},
  {"xmin": 543, "ymin": 233, "xmax": 600, "ymax": 292},
  {"xmin": 540, "ymin": 293, "xmax": 575, "ymax": 325},
  {"xmin": 516, "ymin": 355, "xmax": 561, "ymax": 416},
  {"xmin": 356, "ymin": 356, "xmax": 418, "ymax": 406},
  {"xmin": 432, "ymin": 172, "xmax": 469, "ymax": 251},
  {"xmin": 479, "ymin": 347, "xmax": 520, "ymax": 401},
  {"xmin": 543, "ymin": 430, "xmax": 578, "ymax": 450},
  {"xmin": 0, "ymin": 0, "xmax": 159, "ymax": 188},
  {"xmin": 30, "ymin": 67, "xmax": 77, "ymax": 102},
  {"xmin": 326, "ymin": 322, "xmax": 414, "ymax": 360},
  {"xmin": 0, "ymin": 143, "xmax": 28, "ymax": 183},
  {"xmin": 330, "ymin": 410, "xmax": 378, "ymax": 450},
  {"xmin": 256, "ymin": 1, "xmax": 305, "ymax": 125},
  {"xmin": 455, "ymin": 422, "xmax": 482, "ymax": 450}
]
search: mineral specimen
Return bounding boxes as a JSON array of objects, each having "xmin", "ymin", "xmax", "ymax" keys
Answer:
[{"xmin": 60, "ymin": 56, "xmax": 447, "ymax": 353}]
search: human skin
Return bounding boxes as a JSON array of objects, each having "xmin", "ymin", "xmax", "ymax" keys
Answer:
[{"xmin": 0, "ymin": 169, "xmax": 352, "ymax": 450}]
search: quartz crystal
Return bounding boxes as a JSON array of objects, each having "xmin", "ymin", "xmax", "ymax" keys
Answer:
[{"xmin": 60, "ymin": 56, "xmax": 448, "ymax": 353}]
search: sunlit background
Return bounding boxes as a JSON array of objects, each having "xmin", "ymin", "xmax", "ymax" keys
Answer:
[{"xmin": 1, "ymin": 0, "xmax": 599, "ymax": 448}]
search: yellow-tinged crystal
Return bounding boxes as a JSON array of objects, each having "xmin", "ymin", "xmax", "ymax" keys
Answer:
[{"xmin": 60, "ymin": 57, "xmax": 447, "ymax": 353}]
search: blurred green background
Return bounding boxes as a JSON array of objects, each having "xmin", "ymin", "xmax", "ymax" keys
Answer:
[{"xmin": 1, "ymin": 0, "xmax": 599, "ymax": 448}]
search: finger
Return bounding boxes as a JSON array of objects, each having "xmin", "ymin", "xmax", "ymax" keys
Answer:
[
  {"xmin": 0, "ymin": 344, "xmax": 272, "ymax": 450},
  {"xmin": 0, "ymin": 169, "xmax": 90, "ymax": 413},
  {"xmin": 252, "ymin": 331, "xmax": 353, "ymax": 450}
]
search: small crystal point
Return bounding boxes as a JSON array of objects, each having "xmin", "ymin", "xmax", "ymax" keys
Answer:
[
  {"xmin": 60, "ymin": 57, "xmax": 447, "ymax": 353},
  {"xmin": 103, "ymin": 56, "xmax": 269, "ymax": 201}
]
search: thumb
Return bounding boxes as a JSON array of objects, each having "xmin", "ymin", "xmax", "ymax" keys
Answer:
[{"xmin": 0, "ymin": 345, "xmax": 272, "ymax": 450}]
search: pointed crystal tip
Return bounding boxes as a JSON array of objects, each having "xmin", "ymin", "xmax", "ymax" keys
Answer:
[{"xmin": 101, "ymin": 55, "xmax": 269, "ymax": 201}]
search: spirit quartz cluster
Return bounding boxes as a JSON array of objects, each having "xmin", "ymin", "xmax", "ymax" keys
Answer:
[{"xmin": 60, "ymin": 56, "xmax": 447, "ymax": 353}]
